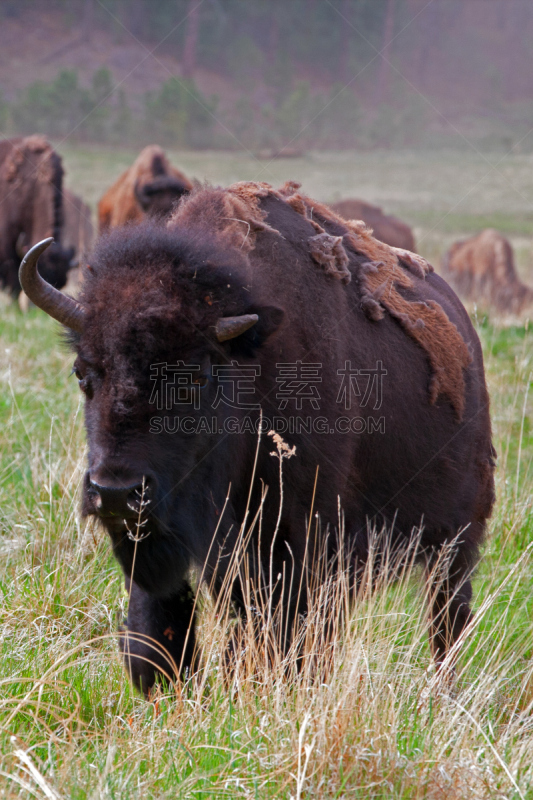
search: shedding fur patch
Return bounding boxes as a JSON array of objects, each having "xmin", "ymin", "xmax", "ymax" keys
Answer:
[
  {"xmin": 173, "ymin": 179, "xmax": 472, "ymax": 418},
  {"xmin": 363, "ymin": 259, "xmax": 471, "ymax": 418},
  {"xmin": 170, "ymin": 180, "xmax": 278, "ymax": 252},
  {"xmin": 276, "ymin": 182, "xmax": 352, "ymax": 282},
  {"xmin": 274, "ymin": 181, "xmax": 471, "ymax": 419},
  {"xmin": 308, "ymin": 232, "xmax": 351, "ymax": 283}
]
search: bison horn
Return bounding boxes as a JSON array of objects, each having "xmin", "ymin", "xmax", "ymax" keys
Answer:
[
  {"xmin": 19, "ymin": 238, "xmax": 85, "ymax": 332},
  {"xmin": 215, "ymin": 314, "xmax": 259, "ymax": 342}
]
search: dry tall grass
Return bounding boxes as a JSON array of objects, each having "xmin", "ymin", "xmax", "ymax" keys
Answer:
[
  {"xmin": 0, "ymin": 327, "xmax": 532, "ymax": 798},
  {"xmin": 1, "ymin": 481, "xmax": 532, "ymax": 798}
]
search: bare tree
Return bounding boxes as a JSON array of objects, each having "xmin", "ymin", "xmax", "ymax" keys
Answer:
[
  {"xmin": 375, "ymin": 0, "xmax": 395, "ymax": 106},
  {"xmin": 338, "ymin": 0, "xmax": 352, "ymax": 83},
  {"xmin": 182, "ymin": 0, "xmax": 201, "ymax": 79},
  {"xmin": 269, "ymin": 8, "xmax": 280, "ymax": 64},
  {"xmin": 406, "ymin": 0, "xmax": 440, "ymax": 91},
  {"xmin": 82, "ymin": 0, "xmax": 95, "ymax": 42},
  {"xmin": 40, "ymin": 0, "xmax": 95, "ymax": 63}
]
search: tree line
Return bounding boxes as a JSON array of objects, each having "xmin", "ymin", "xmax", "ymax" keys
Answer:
[{"xmin": 1, "ymin": 0, "xmax": 532, "ymax": 151}]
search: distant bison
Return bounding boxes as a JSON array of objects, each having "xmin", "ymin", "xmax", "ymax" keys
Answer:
[
  {"xmin": 330, "ymin": 198, "xmax": 416, "ymax": 251},
  {"xmin": 98, "ymin": 145, "xmax": 193, "ymax": 232},
  {"xmin": 0, "ymin": 135, "xmax": 74, "ymax": 297},
  {"xmin": 63, "ymin": 189, "xmax": 93, "ymax": 268},
  {"xmin": 21, "ymin": 180, "xmax": 494, "ymax": 695},
  {"xmin": 442, "ymin": 228, "xmax": 533, "ymax": 314},
  {"xmin": 58, "ymin": 189, "xmax": 94, "ymax": 297}
]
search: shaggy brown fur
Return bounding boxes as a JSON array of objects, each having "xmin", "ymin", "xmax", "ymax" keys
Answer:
[
  {"xmin": 97, "ymin": 145, "xmax": 193, "ymax": 232},
  {"xmin": 3, "ymin": 135, "xmax": 62, "ymax": 241},
  {"xmin": 277, "ymin": 184, "xmax": 470, "ymax": 419},
  {"xmin": 170, "ymin": 180, "xmax": 278, "ymax": 254},
  {"xmin": 172, "ymin": 180, "xmax": 470, "ymax": 418},
  {"xmin": 357, "ymin": 257, "xmax": 472, "ymax": 420},
  {"xmin": 0, "ymin": 135, "xmax": 72, "ymax": 296},
  {"xmin": 442, "ymin": 229, "xmax": 533, "ymax": 314},
  {"xmin": 330, "ymin": 198, "xmax": 416, "ymax": 252},
  {"xmin": 52, "ymin": 179, "xmax": 494, "ymax": 692}
]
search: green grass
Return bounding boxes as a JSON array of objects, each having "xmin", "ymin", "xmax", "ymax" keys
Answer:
[
  {"xmin": 409, "ymin": 210, "xmax": 533, "ymax": 238},
  {"xmin": 1, "ymin": 149, "xmax": 533, "ymax": 797}
]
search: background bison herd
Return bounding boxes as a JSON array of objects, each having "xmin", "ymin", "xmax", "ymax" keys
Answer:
[{"xmin": 3, "ymin": 135, "xmax": 532, "ymax": 319}]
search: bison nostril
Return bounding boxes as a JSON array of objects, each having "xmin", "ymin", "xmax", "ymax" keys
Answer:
[{"xmin": 88, "ymin": 477, "xmax": 150, "ymax": 518}]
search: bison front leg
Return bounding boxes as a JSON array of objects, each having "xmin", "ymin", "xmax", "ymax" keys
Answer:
[
  {"xmin": 120, "ymin": 579, "xmax": 197, "ymax": 696},
  {"xmin": 425, "ymin": 546, "xmax": 475, "ymax": 668}
]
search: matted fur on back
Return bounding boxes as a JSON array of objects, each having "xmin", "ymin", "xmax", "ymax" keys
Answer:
[{"xmin": 171, "ymin": 180, "xmax": 472, "ymax": 419}]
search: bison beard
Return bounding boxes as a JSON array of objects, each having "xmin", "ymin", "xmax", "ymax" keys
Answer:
[{"xmin": 20, "ymin": 181, "xmax": 495, "ymax": 696}]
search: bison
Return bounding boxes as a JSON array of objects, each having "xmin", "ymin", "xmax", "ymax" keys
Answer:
[
  {"xmin": 442, "ymin": 228, "xmax": 533, "ymax": 314},
  {"xmin": 330, "ymin": 198, "xmax": 416, "ymax": 251},
  {"xmin": 0, "ymin": 135, "xmax": 74, "ymax": 297},
  {"xmin": 62, "ymin": 188, "xmax": 94, "ymax": 268},
  {"xmin": 58, "ymin": 189, "xmax": 94, "ymax": 298},
  {"xmin": 21, "ymin": 180, "xmax": 495, "ymax": 695},
  {"xmin": 97, "ymin": 145, "xmax": 193, "ymax": 233}
]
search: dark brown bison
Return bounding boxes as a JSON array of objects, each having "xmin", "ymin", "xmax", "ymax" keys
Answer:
[
  {"xmin": 97, "ymin": 145, "xmax": 193, "ymax": 233},
  {"xmin": 442, "ymin": 228, "xmax": 533, "ymax": 314},
  {"xmin": 21, "ymin": 180, "xmax": 495, "ymax": 695},
  {"xmin": 0, "ymin": 135, "xmax": 74, "ymax": 297},
  {"xmin": 330, "ymin": 198, "xmax": 416, "ymax": 251}
]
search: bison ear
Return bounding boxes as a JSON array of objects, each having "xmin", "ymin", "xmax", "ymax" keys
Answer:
[
  {"xmin": 220, "ymin": 306, "xmax": 284, "ymax": 356},
  {"xmin": 244, "ymin": 305, "xmax": 285, "ymax": 350},
  {"xmin": 253, "ymin": 306, "xmax": 284, "ymax": 340}
]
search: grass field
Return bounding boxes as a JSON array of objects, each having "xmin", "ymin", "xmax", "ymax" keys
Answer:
[
  {"xmin": 59, "ymin": 144, "xmax": 533, "ymax": 282},
  {"xmin": 1, "ymin": 148, "xmax": 533, "ymax": 798}
]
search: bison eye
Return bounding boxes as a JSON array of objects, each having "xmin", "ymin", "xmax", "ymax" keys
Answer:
[
  {"xmin": 194, "ymin": 375, "xmax": 209, "ymax": 388},
  {"xmin": 71, "ymin": 364, "xmax": 93, "ymax": 397}
]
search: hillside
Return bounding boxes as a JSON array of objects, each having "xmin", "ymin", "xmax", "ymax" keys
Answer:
[
  {"xmin": 0, "ymin": 7, "xmax": 237, "ymax": 111},
  {"xmin": 1, "ymin": 1, "xmax": 533, "ymax": 152}
]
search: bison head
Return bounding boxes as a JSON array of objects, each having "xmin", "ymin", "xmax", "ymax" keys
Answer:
[
  {"xmin": 20, "ymin": 228, "xmax": 283, "ymax": 596},
  {"xmin": 38, "ymin": 241, "xmax": 76, "ymax": 290},
  {"xmin": 134, "ymin": 176, "xmax": 190, "ymax": 220},
  {"xmin": 15, "ymin": 235, "xmax": 75, "ymax": 294}
]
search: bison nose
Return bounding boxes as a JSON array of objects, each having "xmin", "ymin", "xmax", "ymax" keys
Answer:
[{"xmin": 88, "ymin": 478, "xmax": 150, "ymax": 518}]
